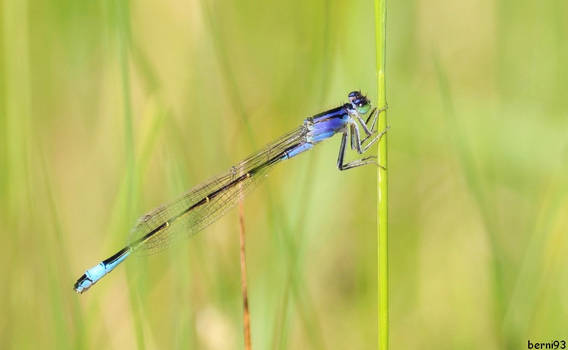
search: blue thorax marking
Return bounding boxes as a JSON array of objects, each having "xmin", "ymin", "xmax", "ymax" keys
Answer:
[
  {"xmin": 308, "ymin": 104, "xmax": 350, "ymax": 143},
  {"xmin": 283, "ymin": 105, "xmax": 351, "ymax": 160},
  {"xmin": 311, "ymin": 105, "xmax": 347, "ymax": 123}
]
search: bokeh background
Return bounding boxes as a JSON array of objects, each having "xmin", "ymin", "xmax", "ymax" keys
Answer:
[{"xmin": 1, "ymin": 0, "xmax": 567, "ymax": 349}]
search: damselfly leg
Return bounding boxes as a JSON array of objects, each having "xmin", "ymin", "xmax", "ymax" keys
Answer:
[
  {"xmin": 361, "ymin": 104, "xmax": 388, "ymax": 144},
  {"xmin": 337, "ymin": 105, "xmax": 389, "ymax": 171},
  {"xmin": 337, "ymin": 128, "xmax": 387, "ymax": 170}
]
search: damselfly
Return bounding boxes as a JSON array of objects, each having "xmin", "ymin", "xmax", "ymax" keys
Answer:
[{"xmin": 74, "ymin": 91, "xmax": 387, "ymax": 293}]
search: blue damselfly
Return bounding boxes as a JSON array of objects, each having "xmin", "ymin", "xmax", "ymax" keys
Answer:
[{"xmin": 74, "ymin": 91, "xmax": 387, "ymax": 293}]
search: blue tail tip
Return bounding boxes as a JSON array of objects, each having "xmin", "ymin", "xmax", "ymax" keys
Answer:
[{"xmin": 74, "ymin": 274, "xmax": 93, "ymax": 294}]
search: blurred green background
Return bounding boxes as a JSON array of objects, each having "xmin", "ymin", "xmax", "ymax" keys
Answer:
[{"xmin": 1, "ymin": 0, "xmax": 567, "ymax": 349}]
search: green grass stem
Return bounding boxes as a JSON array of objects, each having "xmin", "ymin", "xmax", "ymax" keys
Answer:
[{"xmin": 374, "ymin": 0, "xmax": 388, "ymax": 348}]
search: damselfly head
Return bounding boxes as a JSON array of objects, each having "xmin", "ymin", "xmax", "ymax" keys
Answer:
[{"xmin": 348, "ymin": 91, "xmax": 371, "ymax": 115}]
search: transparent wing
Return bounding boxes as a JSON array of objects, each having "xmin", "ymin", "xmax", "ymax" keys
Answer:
[{"xmin": 127, "ymin": 125, "xmax": 308, "ymax": 255}]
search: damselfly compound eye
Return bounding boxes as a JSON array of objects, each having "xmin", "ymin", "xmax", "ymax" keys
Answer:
[
  {"xmin": 353, "ymin": 97, "xmax": 371, "ymax": 115},
  {"xmin": 357, "ymin": 104, "xmax": 370, "ymax": 114}
]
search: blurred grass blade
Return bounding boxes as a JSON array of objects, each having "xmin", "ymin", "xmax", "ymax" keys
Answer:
[
  {"xmin": 375, "ymin": 0, "xmax": 389, "ymax": 348},
  {"xmin": 198, "ymin": 1, "xmax": 325, "ymax": 348},
  {"xmin": 115, "ymin": 0, "xmax": 147, "ymax": 349},
  {"xmin": 41, "ymin": 153, "xmax": 87, "ymax": 350},
  {"xmin": 434, "ymin": 55, "xmax": 507, "ymax": 348}
]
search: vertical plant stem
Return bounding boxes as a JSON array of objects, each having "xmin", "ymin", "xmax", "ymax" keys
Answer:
[
  {"xmin": 374, "ymin": 0, "xmax": 389, "ymax": 349},
  {"xmin": 238, "ymin": 201, "xmax": 252, "ymax": 350}
]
